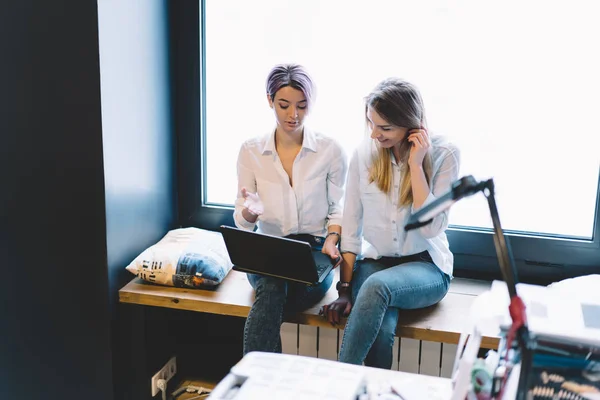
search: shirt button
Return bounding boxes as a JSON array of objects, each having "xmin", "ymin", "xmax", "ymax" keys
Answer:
[
  {"xmin": 392, "ymin": 220, "xmax": 396, "ymax": 224},
  {"xmin": 394, "ymin": 185, "xmax": 398, "ymax": 189},
  {"xmin": 393, "ymin": 238, "xmax": 397, "ymax": 241},
  {"xmin": 395, "ymin": 253, "xmax": 400, "ymax": 256}
]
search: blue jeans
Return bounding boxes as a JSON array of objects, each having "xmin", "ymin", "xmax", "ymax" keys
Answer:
[
  {"xmin": 243, "ymin": 235, "xmax": 334, "ymax": 355},
  {"xmin": 339, "ymin": 252, "xmax": 450, "ymax": 369}
]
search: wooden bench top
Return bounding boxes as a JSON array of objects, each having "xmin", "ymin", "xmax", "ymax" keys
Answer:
[{"xmin": 119, "ymin": 270, "xmax": 501, "ymax": 349}]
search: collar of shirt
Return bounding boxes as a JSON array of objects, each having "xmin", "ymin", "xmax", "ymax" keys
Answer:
[{"xmin": 260, "ymin": 127, "xmax": 318, "ymax": 156}]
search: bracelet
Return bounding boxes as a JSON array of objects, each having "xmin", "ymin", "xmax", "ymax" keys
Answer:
[
  {"xmin": 326, "ymin": 232, "xmax": 340, "ymax": 241},
  {"xmin": 336, "ymin": 281, "xmax": 351, "ymax": 292}
]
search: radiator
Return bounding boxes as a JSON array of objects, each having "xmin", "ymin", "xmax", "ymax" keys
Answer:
[{"xmin": 281, "ymin": 323, "xmax": 458, "ymax": 378}]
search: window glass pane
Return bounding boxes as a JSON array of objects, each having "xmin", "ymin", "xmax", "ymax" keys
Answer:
[{"xmin": 205, "ymin": 0, "xmax": 600, "ymax": 239}]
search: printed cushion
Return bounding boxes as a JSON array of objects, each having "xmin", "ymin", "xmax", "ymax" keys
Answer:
[{"xmin": 125, "ymin": 227, "xmax": 233, "ymax": 288}]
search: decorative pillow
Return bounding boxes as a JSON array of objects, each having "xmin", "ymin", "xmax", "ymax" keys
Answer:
[{"xmin": 125, "ymin": 227, "xmax": 233, "ymax": 288}]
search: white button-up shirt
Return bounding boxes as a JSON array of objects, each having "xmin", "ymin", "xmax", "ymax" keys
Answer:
[
  {"xmin": 340, "ymin": 138, "xmax": 460, "ymax": 277},
  {"xmin": 234, "ymin": 128, "xmax": 348, "ymax": 237}
]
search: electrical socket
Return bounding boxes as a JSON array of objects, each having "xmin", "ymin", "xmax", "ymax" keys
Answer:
[{"xmin": 151, "ymin": 356, "xmax": 177, "ymax": 397}]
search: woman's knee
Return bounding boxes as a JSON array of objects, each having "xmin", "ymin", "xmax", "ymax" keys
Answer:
[
  {"xmin": 360, "ymin": 274, "xmax": 390, "ymax": 298},
  {"xmin": 354, "ymin": 274, "xmax": 391, "ymax": 308},
  {"xmin": 253, "ymin": 276, "xmax": 287, "ymax": 298}
]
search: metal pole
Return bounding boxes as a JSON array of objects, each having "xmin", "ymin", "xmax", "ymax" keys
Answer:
[
  {"xmin": 484, "ymin": 179, "xmax": 519, "ymax": 298},
  {"xmin": 484, "ymin": 179, "xmax": 532, "ymax": 400}
]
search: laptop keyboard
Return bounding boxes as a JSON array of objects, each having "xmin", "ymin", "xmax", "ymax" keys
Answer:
[{"xmin": 316, "ymin": 264, "xmax": 330, "ymax": 276}]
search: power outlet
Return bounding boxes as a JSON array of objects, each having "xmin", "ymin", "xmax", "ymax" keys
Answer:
[{"xmin": 151, "ymin": 356, "xmax": 177, "ymax": 397}]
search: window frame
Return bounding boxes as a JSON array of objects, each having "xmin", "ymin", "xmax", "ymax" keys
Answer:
[{"xmin": 171, "ymin": 0, "xmax": 600, "ymax": 285}]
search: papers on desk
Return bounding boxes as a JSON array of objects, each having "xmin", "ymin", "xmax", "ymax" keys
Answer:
[
  {"xmin": 209, "ymin": 352, "xmax": 453, "ymax": 400},
  {"xmin": 208, "ymin": 352, "xmax": 366, "ymax": 400},
  {"xmin": 389, "ymin": 377, "xmax": 450, "ymax": 400}
]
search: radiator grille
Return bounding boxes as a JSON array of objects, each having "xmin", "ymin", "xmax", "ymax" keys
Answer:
[{"xmin": 281, "ymin": 323, "xmax": 457, "ymax": 378}]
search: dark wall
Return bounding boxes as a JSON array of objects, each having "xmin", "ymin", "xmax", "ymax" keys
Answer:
[
  {"xmin": 0, "ymin": 1, "xmax": 177, "ymax": 399},
  {"xmin": 98, "ymin": 0, "xmax": 175, "ymax": 305},
  {"xmin": 97, "ymin": 1, "xmax": 177, "ymax": 398},
  {"xmin": 0, "ymin": 2, "xmax": 113, "ymax": 400}
]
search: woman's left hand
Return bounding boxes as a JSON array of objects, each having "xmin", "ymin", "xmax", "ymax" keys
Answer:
[
  {"xmin": 320, "ymin": 294, "xmax": 352, "ymax": 326},
  {"xmin": 407, "ymin": 127, "xmax": 431, "ymax": 167},
  {"xmin": 321, "ymin": 235, "xmax": 341, "ymax": 266}
]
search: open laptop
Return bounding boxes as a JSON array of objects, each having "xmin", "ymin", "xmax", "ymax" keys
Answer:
[{"xmin": 219, "ymin": 225, "xmax": 339, "ymax": 285}]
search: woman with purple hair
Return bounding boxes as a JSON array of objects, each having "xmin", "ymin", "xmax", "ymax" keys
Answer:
[{"xmin": 233, "ymin": 64, "xmax": 347, "ymax": 355}]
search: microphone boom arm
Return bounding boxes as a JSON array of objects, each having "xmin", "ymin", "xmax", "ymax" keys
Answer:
[{"xmin": 405, "ymin": 175, "xmax": 533, "ymax": 399}]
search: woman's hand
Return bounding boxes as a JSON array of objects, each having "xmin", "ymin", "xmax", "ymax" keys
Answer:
[
  {"xmin": 321, "ymin": 234, "xmax": 341, "ymax": 266},
  {"xmin": 407, "ymin": 127, "xmax": 431, "ymax": 168},
  {"xmin": 320, "ymin": 293, "xmax": 352, "ymax": 326},
  {"xmin": 241, "ymin": 187, "xmax": 264, "ymax": 216}
]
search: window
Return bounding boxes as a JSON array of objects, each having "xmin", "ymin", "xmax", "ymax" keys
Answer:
[{"xmin": 175, "ymin": 0, "xmax": 600, "ymax": 283}]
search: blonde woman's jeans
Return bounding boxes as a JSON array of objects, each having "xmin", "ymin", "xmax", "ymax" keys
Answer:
[{"xmin": 339, "ymin": 253, "xmax": 450, "ymax": 369}]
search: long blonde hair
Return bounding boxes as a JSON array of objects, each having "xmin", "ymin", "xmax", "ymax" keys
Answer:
[{"xmin": 367, "ymin": 78, "xmax": 434, "ymax": 207}]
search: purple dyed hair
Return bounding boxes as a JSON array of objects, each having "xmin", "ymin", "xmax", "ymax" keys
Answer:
[{"xmin": 266, "ymin": 64, "xmax": 314, "ymax": 108}]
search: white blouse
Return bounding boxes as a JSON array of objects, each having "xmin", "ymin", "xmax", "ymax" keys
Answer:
[
  {"xmin": 234, "ymin": 128, "xmax": 348, "ymax": 238},
  {"xmin": 340, "ymin": 137, "xmax": 460, "ymax": 277}
]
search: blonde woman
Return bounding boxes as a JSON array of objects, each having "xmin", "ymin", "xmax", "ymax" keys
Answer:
[{"xmin": 321, "ymin": 78, "xmax": 460, "ymax": 368}]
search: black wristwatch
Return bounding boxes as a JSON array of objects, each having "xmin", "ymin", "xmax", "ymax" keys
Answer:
[{"xmin": 336, "ymin": 281, "xmax": 351, "ymax": 293}]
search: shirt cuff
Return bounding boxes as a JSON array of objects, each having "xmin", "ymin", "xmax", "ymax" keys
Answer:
[
  {"xmin": 234, "ymin": 210, "xmax": 256, "ymax": 231},
  {"xmin": 340, "ymin": 237, "xmax": 361, "ymax": 255},
  {"xmin": 326, "ymin": 216, "xmax": 343, "ymax": 229},
  {"xmin": 411, "ymin": 192, "xmax": 437, "ymax": 214}
]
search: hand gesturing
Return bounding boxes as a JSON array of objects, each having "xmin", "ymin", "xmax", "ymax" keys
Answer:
[{"xmin": 241, "ymin": 188, "xmax": 264, "ymax": 216}]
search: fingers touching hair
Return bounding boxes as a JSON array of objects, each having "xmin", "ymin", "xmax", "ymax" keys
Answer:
[{"xmin": 367, "ymin": 78, "xmax": 432, "ymax": 207}]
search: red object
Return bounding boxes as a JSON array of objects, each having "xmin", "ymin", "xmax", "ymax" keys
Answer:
[{"xmin": 497, "ymin": 296, "xmax": 527, "ymax": 399}]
